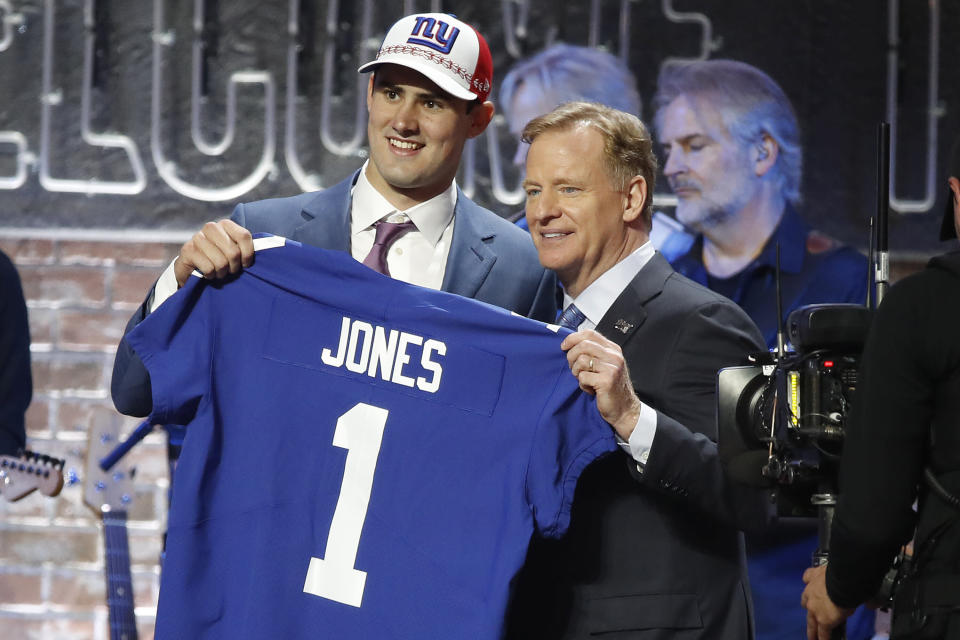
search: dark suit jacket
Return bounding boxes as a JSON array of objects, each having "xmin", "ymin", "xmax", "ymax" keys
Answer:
[
  {"xmin": 506, "ymin": 253, "xmax": 768, "ymax": 640},
  {"xmin": 112, "ymin": 172, "xmax": 557, "ymax": 416}
]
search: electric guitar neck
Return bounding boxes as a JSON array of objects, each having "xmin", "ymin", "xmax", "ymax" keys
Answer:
[{"xmin": 84, "ymin": 419, "xmax": 139, "ymax": 640}]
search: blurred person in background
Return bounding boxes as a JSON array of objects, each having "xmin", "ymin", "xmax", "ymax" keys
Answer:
[
  {"xmin": 653, "ymin": 58, "xmax": 871, "ymax": 640},
  {"xmin": 500, "ymin": 43, "xmax": 642, "ymax": 170}
]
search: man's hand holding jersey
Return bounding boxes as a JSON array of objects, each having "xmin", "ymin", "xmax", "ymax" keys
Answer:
[
  {"xmin": 174, "ymin": 220, "xmax": 255, "ymax": 287},
  {"xmin": 562, "ymin": 330, "xmax": 642, "ymax": 442}
]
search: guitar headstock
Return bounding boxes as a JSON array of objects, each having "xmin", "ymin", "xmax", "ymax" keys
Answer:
[
  {"xmin": 84, "ymin": 413, "xmax": 136, "ymax": 515},
  {"xmin": 0, "ymin": 451, "xmax": 65, "ymax": 502}
]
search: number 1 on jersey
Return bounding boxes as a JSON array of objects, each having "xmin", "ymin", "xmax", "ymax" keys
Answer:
[{"xmin": 303, "ymin": 403, "xmax": 388, "ymax": 607}]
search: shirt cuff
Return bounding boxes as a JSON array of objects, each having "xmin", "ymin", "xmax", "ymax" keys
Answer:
[
  {"xmin": 148, "ymin": 258, "xmax": 181, "ymax": 314},
  {"xmin": 617, "ymin": 401, "xmax": 656, "ymax": 467}
]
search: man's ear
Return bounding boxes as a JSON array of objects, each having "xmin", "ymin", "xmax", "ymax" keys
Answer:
[
  {"xmin": 754, "ymin": 134, "xmax": 779, "ymax": 177},
  {"xmin": 467, "ymin": 101, "xmax": 496, "ymax": 139},
  {"xmin": 621, "ymin": 175, "xmax": 648, "ymax": 224},
  {"xmin": 366, "ymin": 75, "xmax": 375, "ymax": 111}
]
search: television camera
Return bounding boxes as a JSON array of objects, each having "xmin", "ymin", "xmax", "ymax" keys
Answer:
[{"xmin": 717, "ymin": 303, "xmax": 870, "ymax": 519}]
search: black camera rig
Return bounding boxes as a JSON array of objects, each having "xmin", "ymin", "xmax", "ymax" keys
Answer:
[{"xmin": 717, "ymin": 303, "xmax": 871, "ymax": 517}]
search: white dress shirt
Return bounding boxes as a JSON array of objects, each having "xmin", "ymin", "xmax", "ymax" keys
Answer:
[
  {"xmin": 150, "ymin": 163, "xmax": 458, "ymax": 312},
  {"xmin": 349, "ymin": 162, "xmax": 456, "ymax": 290},
  {"xmin": 561, "ymin": 242, "xmax": 659, "ymax": 467}
]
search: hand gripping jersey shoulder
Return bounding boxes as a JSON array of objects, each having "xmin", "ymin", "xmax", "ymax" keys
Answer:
[{"xmin": 128, "ymin": 236, "xmax": 616, "ymax": 640}]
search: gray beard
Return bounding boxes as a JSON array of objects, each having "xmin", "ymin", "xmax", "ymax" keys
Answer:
[{"xmin": 678, "ymin": 204, "xmax": 734, "ymax": 233}]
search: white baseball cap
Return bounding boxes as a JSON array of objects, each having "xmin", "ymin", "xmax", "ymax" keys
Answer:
[{"xmin": 358, "ymin": 13, "xmax": 493, "ymax": 103}]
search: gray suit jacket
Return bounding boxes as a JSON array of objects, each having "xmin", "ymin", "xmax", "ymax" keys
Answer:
[
  {"xmin": 506, "ymin": 253, "xmax": 768, "ymax": 640},
  {"xmin": 112, "ymin": 172, "xmax": 557, "ymax": 416}
]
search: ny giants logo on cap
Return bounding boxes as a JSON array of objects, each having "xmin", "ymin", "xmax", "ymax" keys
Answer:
[
  {"xmin": 407, "ymin": 16, "xmax": 459, "ymax": 55},
  {"xmin": 358, "ymin": 12, "xmax": 492, "ymax": 102}
]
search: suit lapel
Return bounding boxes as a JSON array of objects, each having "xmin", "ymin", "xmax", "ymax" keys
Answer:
[
  {"xmin": 595, "ymin": 252, "xmax": 673, "ymax": 347},
  {"xmin": 291, "ymin": 171, "xmax": 358, "ymax": 253},
  {"xmin": 440, "ymin": 189, "xmax": 498, "ymax": 298}
]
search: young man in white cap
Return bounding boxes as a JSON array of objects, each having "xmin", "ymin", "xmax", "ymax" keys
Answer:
[{"xmin": 112, "ymin": 13, "xmax": 556, "ymax": 417}]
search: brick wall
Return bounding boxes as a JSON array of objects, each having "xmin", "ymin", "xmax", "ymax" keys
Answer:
[{"xmin": 0, "ymin": 232, "xmax": 183, "ymax": 640}]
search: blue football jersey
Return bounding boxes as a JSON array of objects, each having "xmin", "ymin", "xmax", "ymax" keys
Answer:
[{"xmin": 128, "ymin": 236, "xmax": 617, "ymax": 639}]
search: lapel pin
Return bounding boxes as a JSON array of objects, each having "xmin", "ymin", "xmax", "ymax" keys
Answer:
[{"xmin": 613, "ymin": 319, "xmax": 634, "ymax": 334}]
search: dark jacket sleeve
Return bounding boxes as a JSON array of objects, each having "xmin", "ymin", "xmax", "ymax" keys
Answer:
[
  {"xmin": 0, "ymin": 252, "xmax": 31, "ymax": 455},
  {"xmin": 111, "ymin": 294, "xmax": 155, "ymax": 417},
  {"xmin": 637, "ymin": 297, "xmax": 774, "ymax": 532}
]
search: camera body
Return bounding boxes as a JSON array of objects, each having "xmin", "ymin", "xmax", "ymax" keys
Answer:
[{"xmin": 717, "ymin": 304, "xmax": 871, "ymax": 516}]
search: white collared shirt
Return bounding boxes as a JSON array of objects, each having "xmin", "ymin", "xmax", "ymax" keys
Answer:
[
  {"xmin": 350, "ymin": 162, "xmax": 456, "ymax": 290},
  {"xmin": 563, "ymin": 242, "xmax": 659, "ymax": 468}
]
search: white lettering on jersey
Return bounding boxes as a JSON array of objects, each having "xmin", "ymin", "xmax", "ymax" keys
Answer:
[
  {"xmin": 417, "ymin": 340, "xmax": 445, "ymax": 393},
  {"xmin": 322, "ymin": 316, "xmax": 446, "ymax": 393}
]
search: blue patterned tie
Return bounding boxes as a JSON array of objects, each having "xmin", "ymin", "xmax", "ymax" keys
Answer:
[{"xmin": 557, "ymin": 304, "xmax": 586, "ymax": 330}]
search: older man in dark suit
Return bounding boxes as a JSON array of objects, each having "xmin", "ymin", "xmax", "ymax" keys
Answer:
[
  {"xmin": 506, "ymin": 102, "xmax": 768, "ymax": 639},
  {"xmin": 111, "ymin": 13, "xmax": 556, "ymax": 416}
]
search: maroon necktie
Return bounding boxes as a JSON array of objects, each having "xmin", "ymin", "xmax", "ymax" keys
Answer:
[{"xmin": 361, "ymin": 220, "xmax": 416, "ymax": 276}]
